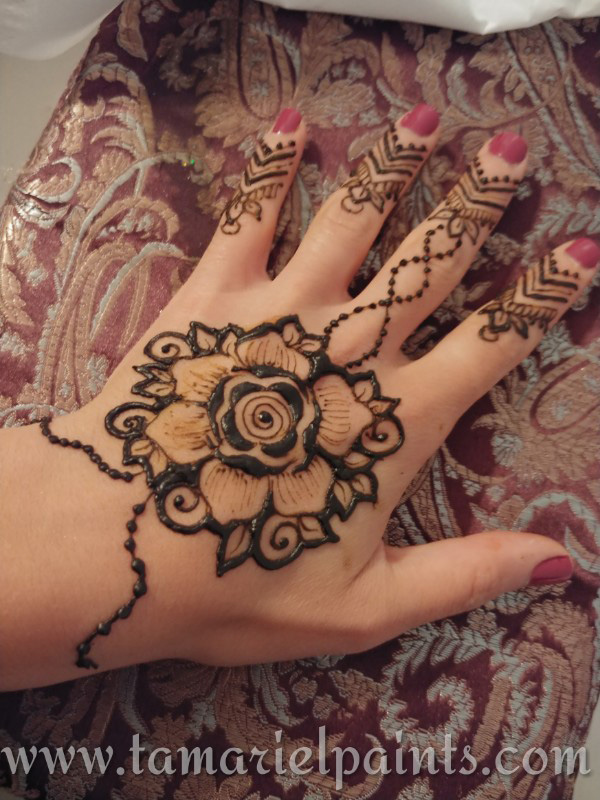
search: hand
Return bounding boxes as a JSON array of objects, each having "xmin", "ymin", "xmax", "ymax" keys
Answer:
[{"xmin": 2, "ymin": 104, "xmax": 598, "ymax": 689}]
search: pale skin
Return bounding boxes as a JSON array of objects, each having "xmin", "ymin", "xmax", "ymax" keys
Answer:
[{"xmin": 1, "ymin": 104, "xmax": 598, "ymax": 691}]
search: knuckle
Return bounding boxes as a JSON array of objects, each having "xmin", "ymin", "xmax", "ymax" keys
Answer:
[
  {"xmin": 318, "ymin": 193, "xmax": 377, "ymax": 239},
  {"xmin": 463, "ymin": 562, "xmax": 499, "ymax": 611}
]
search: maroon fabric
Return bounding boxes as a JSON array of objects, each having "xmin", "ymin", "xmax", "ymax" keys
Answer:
[{"xmin": 0, "ymin": 2, "xmax": 599, "ymax": 797}]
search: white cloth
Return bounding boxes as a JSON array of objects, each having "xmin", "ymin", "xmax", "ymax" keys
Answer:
[
  {"xmin": 263, "ymin": 0, "xmax": 600, "ymax": 32},
  {"xmin": 1, "ymin": 0, "xmax": 599, "ymax": 59},
  {"xmin": 0, "ymin": 0, "xmax": 120, "ymax": 59}
]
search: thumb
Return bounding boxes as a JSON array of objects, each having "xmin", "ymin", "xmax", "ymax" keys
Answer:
[{"xmin": 364, "ymin": 531, "xmax": 572, "ymax": 641}]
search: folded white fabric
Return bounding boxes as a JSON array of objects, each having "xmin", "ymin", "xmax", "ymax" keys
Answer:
[
  {"xmin": 0, "ymin": 0, "xmax": 120, "ymax": 59},
  {"xmin": 1, "ymin": 0, "xmax": 598, "ymax": 59},
  {"xmin": 263, "ymin": 0, "xmax": 600, "ymax": 32}
]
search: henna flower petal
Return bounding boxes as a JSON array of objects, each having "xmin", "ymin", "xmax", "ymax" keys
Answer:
[
  {"xmin": 171, "ymin": 355, "xmax": 236, "ymax": 403},
  {"xmin": 236, "ymin": 332, "xmax": 310, "ymax": 379},
  {"xmin": 200, "ymin": 460, "xmax": 269, "ymax": 525},
  {"xmin": 272, "ymin": 456, "xmax": 333, "ymax": 516},
  {"xmin": 145, "ymin": 401, "xmax": 214, "ymax": 463},
  {"xmin": 314, "ymin": 374, "xmax": 374, "ymax": 455}
]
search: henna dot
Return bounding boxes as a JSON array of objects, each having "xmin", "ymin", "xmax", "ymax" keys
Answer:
[
  {"xmin": 124, "ymin": 473, "xmax": 134, "ymax": 483},
  {"xmin": 437, "ymin": 224, "xmax": 444, "ymax": 230},
  {"xmin": 406, "ymin": 295, "xmax": 413, "ymax": 302},
  {"xmin": 99, "ymin": 463, "xmax": 108, "ymax": 472},
  {"xmin": 174, "ymin": 494, "xmax": 185, "ymax": 508},
  {"xmin": 108, "ymin": 469, "xmax": 121, "ymax": 480},
  {"xmin": 424, "ymin": 266, "xmax": 431, "ymax": 273},
  {"xmin": 504, "ymin": 176, "xmax": 510, "ymax": 182},
  {"xmin": 134, "ymin": 578, "xmax": 147, "ymax": 598},
  {"xmin": 437, "ymin": 253, "xmax": 445, "ymax": 259},
  {"xmin": 369, "ymin": 302, "xmax": 377, "ymax": 309},
  {"xmin": 48, "ymin": 435, "xmax": 59, "ymax": 444},
  {"xmin": 412, "ymin": 256, "xmax": 420, "ymax": 263},
  {"xmin": 423, "ymin": 256, "xmax": 430, "ymax": 262},
  {"xmin": 353, "ymin": 306, "xmax": 364, "ymax": 313},
  {"xmin": 133, "ymin": 503, "xmax": 145, "ymax": 515},
  {"xmin": 482, "ymin": 177, "xmax": 489, "ymax": 184},
  {"xmin": 399, "ymin": 259, "xmax": 408, "ymax": 267},
  {"xmin": 97, "ymin": 622, "xmax": 112, "ymax": 636},
  {"xmin": 339, "ymin": 313, "xmax": 349, "ymax": 320},
  {"xmin": 391, "ymin": 267, "xmax": 399, "ymax": 274},
  {"xmin": 127, "ymin": 520, "xmax": 138, "ymax": 533},
  {"xmin": 91, "ymin": 454, "xmax": 101, "ymax": 464},
  {"xmin": 385, "ymin": 192, "xmax": 392, "ymax": 200},
  {"xmin": 71, "ymin": 440, "xmax": 81, "ymax": 449},
  {"xmin": 77, "ymin": 642, "xmax": 91, "ymax": 654},
  {"xmin": 424, "ymin": 280, "xmax": 430, "ymax": 288},
  {"xmin": 395, "ymin": 296, "xmax": 403, "ymax": 303},
  {"xmin": 381, "ymin": 329, "xmax": 388, "ymax": 336},
  {"xmin": 426, "ymin": 229, "xmax": 434, "ymax": 236},
  {"xmin": 132, "ymin": 558, "xmax": 146, "ymax": 575},
  {"xmin": 118, "ymin": 603, "xmax": 134, "ymax": 620},
  {"xmin": 456, "ymin": 239, "xmax": 463, "ymax": 247},
  {"xmin": 331, "ymin": 320, "xmax": 339, "ymax": 328},
  {"xmin": 276, "ymin": 142, "xmax": 283, "ymax": 150},
  {"xmin": 82, "ymin": 445, "xmax": 93, "ymax": 454},
  {"xmin": 58, "ymin": 438, "xmax": 69, "ymax": 447},
  {"xmin": 388, "ymin": 288, "xmax": 394, "ymax": 296},
  {"xmin": 492, "ymin": 176, "xmax": 499, "ymax": 182},
  {"xmin": 416, "ymin": 289, "xmax": 423, "ymax": 298},
  {"xmin": 124, "ymin": 537, "xmax": 136, "ymax": 552}
]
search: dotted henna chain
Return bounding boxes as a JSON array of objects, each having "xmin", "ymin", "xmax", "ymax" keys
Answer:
[
  {"xmin": 324, "ymin": 224, "xmax": 463, "ymax": 368},
  {"xmin": 40, "ymin": 416, "xmax": 147, "ymax": 669},
  {"xmin": 325, "ymin": 157, "xmax": 520, "ymax": 368},
  {"xmin": 40, "ymin": 417, "xmax": 134, "ymax": 481}
]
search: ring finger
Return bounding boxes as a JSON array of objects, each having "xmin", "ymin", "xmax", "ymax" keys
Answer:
[{"xmin": 347, "ymin": 132, "xmax": 528, "ymax": 361}]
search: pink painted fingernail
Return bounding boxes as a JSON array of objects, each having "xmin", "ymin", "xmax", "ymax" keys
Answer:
[
  {"xmin": 566, "ymin": 238, "xmax": 600, "ymax": 270},
  {"xmin": 489, "ymin": 132, "xmax": 528, "ymax": 164},
  {"xmin": 273, "ymin": 108, "xmax": 302, "ymax": 134},
  {"xmin": 400, "ymin": 104, "xmax": 440, "ymax": 136},
  {"xmin": 529, "ymin": 556, "xmax": 573, "ymax": 586}
]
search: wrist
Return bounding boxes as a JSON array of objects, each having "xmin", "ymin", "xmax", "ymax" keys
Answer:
[{"xmin": 0, "ymin": 413, "xmax": 202, "ymax": 689}]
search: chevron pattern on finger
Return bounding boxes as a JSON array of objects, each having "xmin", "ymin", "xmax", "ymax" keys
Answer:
[
  {"xmin": 477, "ymin": 254, "xmax": 580, "ymax": 342},
  {"xmin": 341, "ymin": 125, "xmax": 426, "ymax": 214},
  {"xmin": 220, "ymin": 138, "xmax": 297, "ymax": 235}
]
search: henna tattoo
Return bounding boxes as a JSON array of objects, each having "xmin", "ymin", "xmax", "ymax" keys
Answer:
[
  {"xmin": 340, "ymin": 125, "xmax": 426, "ymax": 214},
  {"xmin": 42, "ymin": 316, "xmax": 404, "ymax": 669},
  {"xmin": 327, "ymin": 157, "xmax": 521, "ymax": 367},
  {"xmin": 220, "ymin": 138, "xmax": 296, "ymax": 234},
  {"xmin": 428, "ymin": 157, "xmax": 518, "ymax": 245},
  {"xmin": 40, "ymin": 417, "xmax": 135, "ymax": 481},
  {"xmin": 478, "ymin": 253, "xmax": 579, "ymax": 341}
]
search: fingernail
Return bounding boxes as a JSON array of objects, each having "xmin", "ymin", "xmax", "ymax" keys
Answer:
[
  {"xmin": 400, "ymin": 103, "xmax": 440, "ymax": 136},
  {"xmin": 272, "ymin": 108, "xmax": 302, "ymax": 134},
  {"xmin": 566, "ymin": 237, "xmax": 600, "ymax": 270},
  {"xmin": 529, "ymin": 556, "xmax": 573, "ymax": 586},
  {"xmin": 489, "ymin": 132, "xmax": 528, "ymax": 164}
]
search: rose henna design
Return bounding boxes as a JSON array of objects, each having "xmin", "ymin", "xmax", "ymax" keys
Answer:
[{"xmin": 42, "ymin": 316, "xmax": 404, "ymax": 669}]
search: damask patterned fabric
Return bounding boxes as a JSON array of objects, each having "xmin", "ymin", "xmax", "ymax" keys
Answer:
[{"xmin": 1, "ymin": 2, "xmax": 599, "ymax": 798}]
